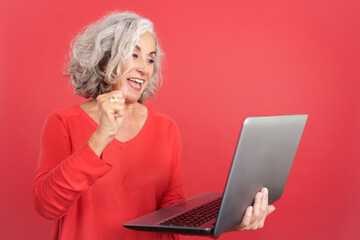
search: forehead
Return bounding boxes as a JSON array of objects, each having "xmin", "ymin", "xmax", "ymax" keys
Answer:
[{"xmin": 136, "ymin": 32, "xmax": 156, "ymax": 52}]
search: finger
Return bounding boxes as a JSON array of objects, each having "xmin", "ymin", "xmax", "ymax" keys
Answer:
[
  {"xmin": 97, "ymin": 93, "xmax": 123, "ymax": 107},
  {"xmin": 107, "ymin": 88, "xmax": 127, "ymax": 102},
  {"xmin": 96, "ymin": 93, "xmax": 109, "ymax": 104},
  {"xmin": 104, "ymin": 108, "xmax": 120, "ymax": 120},
  {"xmin": 254, "ymin": 188, "xmax": 269, "ymax": 229},
  {"xmin": 102, "ymin": 101, "xmax": 124, "ymax": 120},
  {"xmin": 113, "ymin": 92, "xmax": 125, "ymax": 102},
  {"xmin": 106, "ymin": 90, "xmax": 125, "ymax": 96},
  {"xmin": 261, "ymin": 188, "xmax": 269, "ymax": 214},
  {"xmin": 113, "ymin": 103, "xmax": 124, "ymax": 124},
  {"xmin": 267, "ymin": 205, "xmax": 276, "ymax": 216},
  {"xmin": 258, "ymin": 205, "xmax": 276, "ymax": 229},
  {"xmin": 120, "ymin": 86, "xmax": 128, "ymax": 99},
  {"xmin": 253, "ymin": 192, "xmax": 262, "ymax": 219},
  {"xmin": 240, "ymin": 206, "xmax": 253, "ymax": 228},
  {"xmin": 105, "ymin": 90, "xmax": 125, "ymax": 100},
  {"xmin": 112, "ymin": 104, "xmax": 124, "ymax": 115}
]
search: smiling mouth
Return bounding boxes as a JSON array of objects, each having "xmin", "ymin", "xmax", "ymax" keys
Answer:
[{"xmin": 127, "ymin": 78, "xmax": 145, "ymax": 91}]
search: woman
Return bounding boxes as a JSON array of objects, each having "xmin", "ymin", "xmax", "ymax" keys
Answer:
[{"xmin": 33, "ymin": 12, "xmax": 275, "ymax": 240}]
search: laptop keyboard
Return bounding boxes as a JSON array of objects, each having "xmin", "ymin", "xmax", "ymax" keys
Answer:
[{"xmin": 160, "ymin": 197, "xmax": 222, "ymax": 227}]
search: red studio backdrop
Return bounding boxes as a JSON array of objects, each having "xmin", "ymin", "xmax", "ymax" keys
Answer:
[{"xmin": 1, "ymin": 0, "xmax": 359, "ymax": 239}]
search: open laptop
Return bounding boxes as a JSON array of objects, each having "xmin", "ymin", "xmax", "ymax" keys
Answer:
[{"xmin": 124, "ymin": 114, "xmax": 308, "ymax": 237}]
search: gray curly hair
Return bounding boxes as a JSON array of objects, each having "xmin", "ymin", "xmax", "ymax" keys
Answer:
[{"xmin": 64, "ymin": 11, "xmax": 163, "ymax": 103}]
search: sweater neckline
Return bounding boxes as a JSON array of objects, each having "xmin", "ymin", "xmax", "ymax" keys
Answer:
[{"xmin": 76, "ymin": 104, "xmax": 152, "ymax": 148}]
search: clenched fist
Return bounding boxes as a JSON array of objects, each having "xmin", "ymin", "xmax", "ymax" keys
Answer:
[{"xmin": 88, "ymin": 87, "xmax": 127, "ymax": 156}]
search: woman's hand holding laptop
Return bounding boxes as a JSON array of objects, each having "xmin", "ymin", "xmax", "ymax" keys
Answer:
[{"xmin": 227, "ymin": 188, "xmax": 276, "ymax": 231}]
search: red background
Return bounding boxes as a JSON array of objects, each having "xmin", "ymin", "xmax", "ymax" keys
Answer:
[{"xmin": 1, "ymin": 0, "xmax": 359, "ymax": 239}]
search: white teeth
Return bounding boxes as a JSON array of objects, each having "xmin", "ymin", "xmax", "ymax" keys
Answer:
[{"xmin": 129, "ymin": 78, "xmax": 144, "ymax": 84}]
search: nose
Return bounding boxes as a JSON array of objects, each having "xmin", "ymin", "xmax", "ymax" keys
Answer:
[{"xmin": 135, "ymin": 57, "xmax": 148, "ymax": 76}]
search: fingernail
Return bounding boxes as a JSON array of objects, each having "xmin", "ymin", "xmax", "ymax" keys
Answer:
[
  {"xmin": 258, "ymin": 192, "xmax": 262, "ymax": 198},
  {"xmin": 263, "ymin": 188, "xmax": 268, "ymax": 194}
]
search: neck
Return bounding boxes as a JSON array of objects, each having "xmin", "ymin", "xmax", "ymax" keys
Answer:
[{"xmin": 123, "ymin": 101, "xmax": 143, "ymax": 119}]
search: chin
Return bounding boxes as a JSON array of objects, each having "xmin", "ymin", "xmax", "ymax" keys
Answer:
[{"xmin": 125, "ymin": 94, "xmax": 142, "ymax": 104}]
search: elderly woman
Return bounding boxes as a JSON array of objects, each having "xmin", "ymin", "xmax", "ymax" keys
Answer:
[{"xmin": 33, "ymin": 12, "xmax": 275, "ymax": 240}]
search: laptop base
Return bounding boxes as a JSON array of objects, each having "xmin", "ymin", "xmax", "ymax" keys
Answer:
[{"xmin": 124, "ymin": 192, "xmax": 222, "ymax": 236}]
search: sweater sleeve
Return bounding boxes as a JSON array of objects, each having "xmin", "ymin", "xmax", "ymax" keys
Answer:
[
  {"xmin": 158, "ymin": 122, "xmax": 185, "ymax": 209},
  {"xmin": 33, "ymin": 111, "xmax": 112, "ymax": 220}
]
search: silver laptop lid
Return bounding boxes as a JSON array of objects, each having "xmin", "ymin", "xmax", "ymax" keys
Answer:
[{"xmin": 214, "ymin": 114, "xmax": 307, "ymax": 237}]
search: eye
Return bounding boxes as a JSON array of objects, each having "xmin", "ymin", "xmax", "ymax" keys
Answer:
[
  {"xmin": 147, "ymin": 59, "xmax": 155, "ymax": 64},
  {"xmin": 132, "ymin": 53, "xmax": 138, "ymax": 58}
]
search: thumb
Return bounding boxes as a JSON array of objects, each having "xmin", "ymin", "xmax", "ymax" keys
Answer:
[
  {"xmin": 266, "ymin": 205, "xmax": 276, "ymax": 216},
  {"xmin": 120, "ymin": 86, "xmax": 128, "ymax": 99}
]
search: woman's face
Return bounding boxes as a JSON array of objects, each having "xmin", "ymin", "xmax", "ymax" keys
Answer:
[{"xmin": 114, "ymin": 32, "xmax": 156, "ymax": 103}]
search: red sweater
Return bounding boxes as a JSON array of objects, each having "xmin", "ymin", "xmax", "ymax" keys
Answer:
[{"xmin": 33, "ymin": 105, "xmax": 185, "ymax": 240}]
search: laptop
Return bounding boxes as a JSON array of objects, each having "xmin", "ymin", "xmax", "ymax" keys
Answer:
[{"xmin": 124, "ymin": 114, "xmax": 308, "ymax": 237}]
